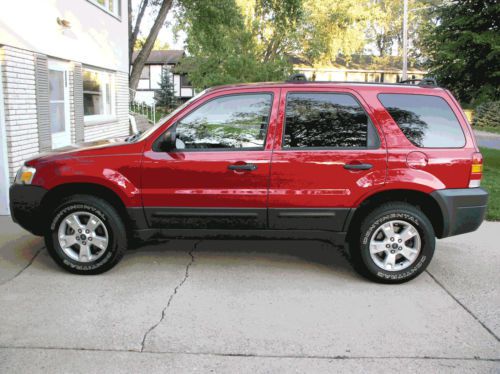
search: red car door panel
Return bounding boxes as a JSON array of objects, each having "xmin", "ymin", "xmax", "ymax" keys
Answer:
[
  {"xmin": 268, "ymin": 87, "xmax": 387, "ymax": 230},
  {"xmin": 141, "ymin": 88, "xmax": 280, "ymax": 229}
]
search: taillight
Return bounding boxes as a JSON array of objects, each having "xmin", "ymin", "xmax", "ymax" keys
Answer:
[{"xmin": 469, "ymin": 152, "xmax": 483, "ymax": 188}]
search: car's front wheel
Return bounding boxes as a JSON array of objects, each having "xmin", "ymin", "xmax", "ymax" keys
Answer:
[
  {"xmin": 349, "ymin": 202, "xmax": 435, "ymax": 284},
  {"xmin": 45, "ymin": 195, "xmax": 127, "ymax": 274}
]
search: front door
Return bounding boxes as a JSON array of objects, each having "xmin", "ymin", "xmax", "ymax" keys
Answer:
[
  {"xmin": 48, "ymin": 61, "xmax": 71, "ymax": 149},
  {"xmin": 141, "ymin": 88, "xmax": 280, "ymax": 229},
  {"xmin": 268, "ymin": 88, "xmax": 387, "ymax": 231}
]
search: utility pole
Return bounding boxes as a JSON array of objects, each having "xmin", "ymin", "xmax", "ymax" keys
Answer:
[{"xmin": 402, "ymin": 0, "xmax": 408, "ymax": 80}]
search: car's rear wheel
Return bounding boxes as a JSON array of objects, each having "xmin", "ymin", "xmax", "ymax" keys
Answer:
[
  {"xmin": 45, "ymin": 195, "xmax": 127, "ymax": 274},
  {"xmin": 349, "ymin": 202, "xmax": 435, "ymax": 284}
]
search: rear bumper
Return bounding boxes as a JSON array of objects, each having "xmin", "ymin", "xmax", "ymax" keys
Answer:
[
  {"xmin": 431, "ymin": 188, "xmax": 488, "ymax": 238},
  {"xmin": 9, "ymin": 184, "xmax": 48, "ymax": 236}
]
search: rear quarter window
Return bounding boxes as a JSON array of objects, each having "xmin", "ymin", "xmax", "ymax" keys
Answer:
[{"xmin": 378, "ymin": 93, "xmax": 465, "ymax": 148}]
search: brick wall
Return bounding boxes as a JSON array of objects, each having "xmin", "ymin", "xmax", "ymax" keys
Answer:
[{"xmin": 0, "ymin": 46, "xmax": 39, "ymax": 182}]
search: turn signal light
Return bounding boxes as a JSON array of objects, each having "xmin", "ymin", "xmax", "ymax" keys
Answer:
[{"xmin": 469, "ymin": 152, "xmax": 483, "ymax": 188}]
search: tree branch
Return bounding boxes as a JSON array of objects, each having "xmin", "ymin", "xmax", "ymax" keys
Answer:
[
  {"xmin": 130, "ymin": 0, "xmax": 173, "ymax": 91},
  {"xmin": 129, "ymin": 0, "xmax": 149, "ymax": 65}
]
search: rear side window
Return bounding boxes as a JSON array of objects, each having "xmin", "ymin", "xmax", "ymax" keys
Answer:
[
  {"xmin": 283, "ymin": 93, "xmax": 379, "ymax": 149},
  {"xmin": 378, "ymin": 94, "xmax": 465, "ymax": 148}
]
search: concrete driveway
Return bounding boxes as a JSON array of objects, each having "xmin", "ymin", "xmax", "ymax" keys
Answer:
[{"xmin": 0, "ymin": 216, "xmax": 499, "ymax": 373}]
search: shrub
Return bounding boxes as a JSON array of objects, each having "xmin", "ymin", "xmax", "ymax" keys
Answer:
[{"xmin": 473, "ymin": 101, "xmax": 500, "ymax": 129}]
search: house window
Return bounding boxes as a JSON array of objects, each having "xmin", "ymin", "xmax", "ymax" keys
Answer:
[
  {"xmin": 180, "ymin": 74, "xmax": 192, "ymax": 87},
  {"xmin": 83, "ymin": 68, "xmax": 115, "ymax": 121},
  {"xmin": 88, "ymin": 0, "xmax": 121, "ymax": 18}
]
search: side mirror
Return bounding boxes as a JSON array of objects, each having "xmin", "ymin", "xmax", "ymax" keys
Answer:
[{"xmin": 154, "ymin": 124, "xmax": 176, "ymax": 152}]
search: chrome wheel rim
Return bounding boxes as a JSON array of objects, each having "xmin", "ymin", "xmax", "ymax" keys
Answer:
[
  {"xmin": 57, "ymin": 211, "xmax": 109, "ymax": 262},
  {"xmin": 369, "ymin": 220, "xmax": 421, "ymax": 272}
]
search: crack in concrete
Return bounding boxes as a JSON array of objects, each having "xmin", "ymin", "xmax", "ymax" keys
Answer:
[
  {"xmin": 425, "ymin": 270, "xmax": 500, "ymax": 342},
  {"xmin": 0, "ymin": 345, "xmax": 499, "ymax": 362},
  {"xmin": 139, "ymin": 241, "xmax": 198, "ymax": 352},
  {"xmin": 0, "ymin": 247, "xmax": 44, "ymax": 287}
]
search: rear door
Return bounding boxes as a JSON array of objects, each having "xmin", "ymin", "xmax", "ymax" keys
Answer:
[
  {"xmin": 268, "ymin": 87, "xmax": 387, "ymax": 231},
  {"xmin": 141, "ymin": 88, "xmax": 280, "ymax": 229}
]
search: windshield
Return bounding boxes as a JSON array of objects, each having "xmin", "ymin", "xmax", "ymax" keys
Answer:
[{"xmin": 131, "ymin": 89, "xmax": 207, "ymax": 142}]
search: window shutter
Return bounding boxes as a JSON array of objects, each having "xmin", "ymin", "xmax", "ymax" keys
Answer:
[
  {"xmin": 35, "ymin": 54, "xmax": 51, "ymax": 151},
  {"xmin": 73, "ymin": 63, "xmax": 84, "ymax": 143}
]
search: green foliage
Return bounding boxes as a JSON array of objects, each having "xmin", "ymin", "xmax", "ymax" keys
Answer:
[
  {"xmin": 300, "ymin": 0, "xmax": 369, "ymax": 64},
  {"xmin": 154, "ymin": 67, "xmax": 177, "ymax": 109},
  {"xmin": 480, "ymin": 147, "xmax": 500, "ymax": 221},
  {"xmin": 176, "ymin": 0, "xmax": 293, "ymax": 89},
  {"xmin": 421, "ymin": 0, "xmax": 500, "ymax": 105},
  {"xmin": 237, "ymin": 0, "xmax": 303, "ymax": 61},
  {"xmin": 474, "ymin": 101, "xmax": 500, "ymax": 130}
]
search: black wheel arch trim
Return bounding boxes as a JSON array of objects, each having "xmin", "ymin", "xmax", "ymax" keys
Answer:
[{"xmin": 430, "ymin": 188, "xmax": 488, "ymax": 238}]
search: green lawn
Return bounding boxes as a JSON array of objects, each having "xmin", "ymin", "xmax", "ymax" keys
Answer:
[{"xmin": 480, "ymin": 147, "xmax": 500, "ymax": 220}]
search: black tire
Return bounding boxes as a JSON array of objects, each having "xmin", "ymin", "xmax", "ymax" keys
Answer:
[
  {"xmin": 349, "ymin": 202, "xmax": 435, "ymax": 284},
  {"xmin": 45, "ymin": 195, "xmax": 127, "ymax": 274}
]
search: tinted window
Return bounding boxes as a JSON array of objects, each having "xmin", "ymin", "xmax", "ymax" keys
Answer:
[
  {"xmin": 175, "ymin": 94, "xmax": 272, "ymax": 150},
  {"xmin": 283, "ymin": 93, "xmax": 378, "ymax": 148},
  {"xmin": 379, "ymin": 94, "xmax": 465, "ymax": 148}
]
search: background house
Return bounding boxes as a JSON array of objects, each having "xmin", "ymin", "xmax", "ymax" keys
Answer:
[
  {"xmin": 291, "ymin": 55, "xmax": 426, "ymax": 83},
  {"xmin": 0, "ymin": 0, "xmax": 130, "ymax": 215},
  {"xmin": 132, "ymin": 50, "xmax": 194, "ymax": 105}
]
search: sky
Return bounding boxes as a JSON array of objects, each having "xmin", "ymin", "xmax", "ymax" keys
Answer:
[{"xmin": 133, "ymin": 1, "xmax": 186, "ymax": 50}]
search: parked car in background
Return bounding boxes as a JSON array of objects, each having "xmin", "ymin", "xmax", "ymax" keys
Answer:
[{"xmin": 10, "ymin": 77, "xmax": 488, "ymax": 283}]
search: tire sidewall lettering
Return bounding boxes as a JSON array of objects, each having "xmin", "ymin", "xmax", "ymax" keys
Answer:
[
  {"xmin": 50, "ymin": 203, "xmax": 113, "ymax": 270},
  {"xmin": 361, "ymin": 210, "xmax": 429, "ymax": 281}
]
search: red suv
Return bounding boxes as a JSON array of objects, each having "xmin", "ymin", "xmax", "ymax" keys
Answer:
[{"xmin": 10, "ymin": 78, "xmax": 488, "ymax": 283}]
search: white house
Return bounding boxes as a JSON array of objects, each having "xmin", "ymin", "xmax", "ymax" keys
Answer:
[
  {"xmin": 0, "ymin": 0, "xmax": 130, "ymax": 215},
  {"xmin": 132, "ymin": 50, "xmax": 194, "ymax": 105}
]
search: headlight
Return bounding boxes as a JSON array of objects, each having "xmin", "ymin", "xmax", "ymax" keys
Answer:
[{"xmin": 14, "ymin": 165, "xmax": 36, "ymax": 185}]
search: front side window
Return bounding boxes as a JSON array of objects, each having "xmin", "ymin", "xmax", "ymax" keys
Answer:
[
  {"xmin": 175, "ymin": 94, "xmax": 272, "ymax": 150},
  {"xmin": 283, "ymin": 93, "xmax": 378, "ymax": 148},
  {"xmin": 83, "ymin": 68, "xmax": 115, "ymax": 120},
  {"xmin": 378, "ymin": 94, "xmax": 465, "ymax": 148}
]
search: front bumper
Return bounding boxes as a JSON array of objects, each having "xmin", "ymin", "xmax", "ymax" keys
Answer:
[
  {"xmin": 431, "ymin": 188, "xmax": 488, "ymax": 238},
  {"xmin": 9, "ymin": 184, "xmax": 48, "ymax": 236}
]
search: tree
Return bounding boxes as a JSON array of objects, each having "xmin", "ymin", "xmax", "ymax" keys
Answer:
[
  {"xmin": 421, "ymin": 0, "xmax": 500, "ymax": 105},
  {"xmin": 175, "ymin": 0, "xmax": 293, "ymax": 89},
  {"xmin": 236, "ymin": 0, "xmax": 303, "ymax": 62},
  {"xmin": 155, "ymin": 67, "xmax": 177, "ymax": 109},
  {"xmin": 299, "ymin": 0, "xmax": 370, "ymax": 64},
  {"xmin": 129, "ymin": 0, "xmax": 174, "ymax": 92},
  {"xmin": 134, "ymin": 37, "xmax": 169, "ymax": 51}
]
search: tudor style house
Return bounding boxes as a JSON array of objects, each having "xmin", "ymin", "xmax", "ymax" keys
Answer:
[
  {"xmin": 132, "ymin": 50, "xmax": 194, "ymax": 105},
  {"xmin": 0, "ymin": 0, "xmax": 130, "ymax": 215}
]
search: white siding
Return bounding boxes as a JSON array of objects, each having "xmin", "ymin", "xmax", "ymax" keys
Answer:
[
  {"xmin": 0, "ymin": 46, "xmax": 39, "ymax": 181},
  {"xmin": 173, "ymin": 74, "xmax": 181, "ymax": 96},
  {"xmin": 150, "ymin": 65, "xmax": 163, "ymax": 89},
  {"xmin": 0, "ymin": 0, "xmax": 128, "ymax": 73}
]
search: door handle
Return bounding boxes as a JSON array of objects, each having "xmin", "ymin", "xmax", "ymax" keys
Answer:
[
  {"xmin": 343, "ymin": 163, "xmax": 373, "ymax": 170},
  {"xmin": 228, "ymin": 163, "xmax": 258, "ymax": 171}
]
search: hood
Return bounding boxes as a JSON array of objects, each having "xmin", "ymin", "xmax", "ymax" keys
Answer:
[{"xmin": 26, "ymin": 137, "xmax": 131, "ymax": 165}]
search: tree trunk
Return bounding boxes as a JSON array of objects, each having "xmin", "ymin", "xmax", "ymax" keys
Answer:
[
  {"xmin": 129, "ymin": 0, "xmax": 149, "ymax": 66},
  {"xmin": 130, "ymin": 0, "xmax": 173, "ymax": 91}
]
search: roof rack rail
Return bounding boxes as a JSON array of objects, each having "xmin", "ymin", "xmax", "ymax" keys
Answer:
[
  {"xmin": 400, "ymin": 77, "xmax": 438, "ymax": 87},
  {"xmin": 286, "ymin": 73, "xmax": 307, "ymax": 82}
]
